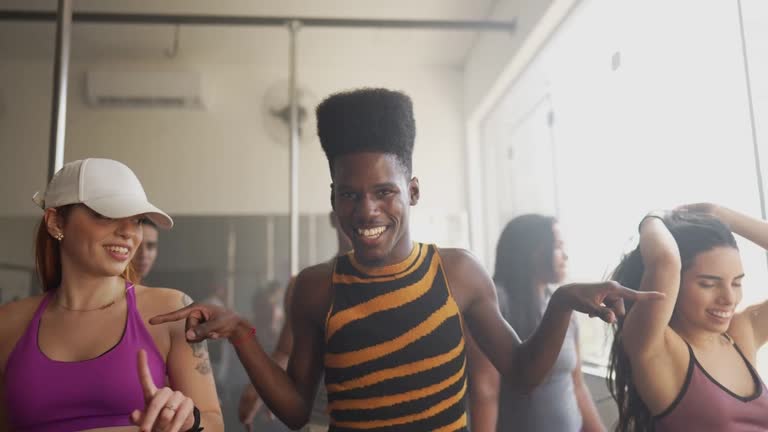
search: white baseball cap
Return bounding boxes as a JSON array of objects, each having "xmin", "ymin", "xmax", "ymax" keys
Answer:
[{"xmin": 32, "ymin": 158, "xmax": 173, "ymax": 229}]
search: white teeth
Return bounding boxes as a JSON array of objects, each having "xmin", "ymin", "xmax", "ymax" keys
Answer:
[
  {"xmin": 709, "ymin": 310, "xmax": 732, "ymax": 318},
  {"xmin": 106, "ymin": 246, "xmax": 129, "ymax": 255},
  {"xmin": 357, "ymin": 226, "xmax": 386, "ymax": 238}
]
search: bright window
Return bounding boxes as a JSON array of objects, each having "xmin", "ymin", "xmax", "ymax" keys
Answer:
[{"xmin": 480, "ymin": 0, "xmax": 768, "ymax": 372}]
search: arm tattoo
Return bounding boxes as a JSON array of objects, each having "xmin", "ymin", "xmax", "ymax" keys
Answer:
[
  {"xmin": 192, "ymin": 341, "xmax": 212, "ymax": 375},
  {"xmin": 180, "ymin": 294, "xmax": 213, "ymax": 375}
]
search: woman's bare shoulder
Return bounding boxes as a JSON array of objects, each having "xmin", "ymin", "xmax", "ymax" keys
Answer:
[
  {"xmin": 0, "ymin": 294, "xmax": 46, "ymax": 328},
  {"xmin": 134, "ymin": 285, "xmax": 190, "ymax": 313},
  {"xmin": 0, "ymin": 294, "xmax": 47, "ymax": 367}
]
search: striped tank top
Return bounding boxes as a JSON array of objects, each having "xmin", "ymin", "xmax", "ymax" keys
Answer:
[{"xmin": 324, "ymin": 242, "xmax": 468, "ymax": 432}]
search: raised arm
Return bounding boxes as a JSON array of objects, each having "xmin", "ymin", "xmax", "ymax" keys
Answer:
[
  {"xmin": 441, "ymin": 249, "xmax": 662, "ymax": 393},
  {"xmin": 620, "ymin": 215, "xmax": 681, "ymax": 360},
  {"xmin": 703, "ymin": 204, "xmax": 768, "ymax": 249},
  {"xmin": 678, "ymin": 203, "xmax": 768, "ymax": 249}
]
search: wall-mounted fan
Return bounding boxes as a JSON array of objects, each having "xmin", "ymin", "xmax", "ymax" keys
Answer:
[{"xmin": 261, "ymin": 80, "xmax": 318, "ymax": 146}]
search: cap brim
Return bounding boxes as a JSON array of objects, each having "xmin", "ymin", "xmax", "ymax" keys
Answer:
[{"xmin": 84, "ymin": 195, "xmax": 173, "ymax": 229}]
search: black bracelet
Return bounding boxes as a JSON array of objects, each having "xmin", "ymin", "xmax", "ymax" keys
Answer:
[{"xmin": 184, "ymin": 406, "xmax": 204, "ymax": 432}]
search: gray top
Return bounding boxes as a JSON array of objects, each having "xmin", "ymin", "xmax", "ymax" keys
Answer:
[{"xmin": 496, "ymin": 292, "xmax": 582, "ymax": 432}]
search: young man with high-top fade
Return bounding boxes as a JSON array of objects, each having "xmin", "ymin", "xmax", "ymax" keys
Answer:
[{"xmin": 153, "ymin": 88, "xmax": 663, "ymax": 431}]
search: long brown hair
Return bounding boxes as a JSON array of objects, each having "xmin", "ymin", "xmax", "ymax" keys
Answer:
[
  {"xmin": 35, "ymin": 205, "xmax": 136, "ymax": 292},
  {"xmin": 607, "ymin": 212, "xmax": 738, "ymax": 431}
]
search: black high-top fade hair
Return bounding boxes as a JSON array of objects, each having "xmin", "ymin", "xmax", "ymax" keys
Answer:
[{"xmin": 316, "ymin": 88, "xmax": 416, "ymax": 177}]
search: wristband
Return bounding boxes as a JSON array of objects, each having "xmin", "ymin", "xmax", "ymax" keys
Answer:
[
  {"xmin": 184, "ymin": 406, "xmax": 204, "ymax": 432},
  {"xmin": 638, "ymin": 212, "xmax": 666, "ymax": 233},
  {"xmin": 230, "ymin": 326, "xmax": 256, "ymax": 346}
]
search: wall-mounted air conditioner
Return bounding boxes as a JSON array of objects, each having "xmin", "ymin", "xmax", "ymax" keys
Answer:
[{"xmin": 85, "ymin": 68, "xmax": 205, "ymax": 109}]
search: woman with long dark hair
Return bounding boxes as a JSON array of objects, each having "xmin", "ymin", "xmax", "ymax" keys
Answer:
[
  {"xmin": 608, "ymin": 204, "xmax": 768, "ymax": 431},
  {"xmin": 493, "ymin": 214, "xmax": 605, "ymax": 431}
]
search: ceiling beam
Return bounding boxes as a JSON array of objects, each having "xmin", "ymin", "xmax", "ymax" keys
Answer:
[{"xmin": 0, "ymin": 10, "xmax": 516, "ymax": 32}]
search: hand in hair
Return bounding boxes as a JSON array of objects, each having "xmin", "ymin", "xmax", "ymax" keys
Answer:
[
  {"xmin": 676, "ymin": 202, "xmax": 768, "ymax": 250},
  {"xmin": 552, "ymin": 281, "xmax": 665, "ymax": 324},
  {"xmin": 676, "ymin": 202, "xmax": 718, "ymax": 215}
]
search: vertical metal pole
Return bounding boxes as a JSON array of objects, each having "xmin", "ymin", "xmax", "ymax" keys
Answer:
[
  {"xmin": 546, "ymin": 105, "xmax": 561, "ymax": 219},
  {"xmin": 288, "ymin": 20, "xmax": 301, "ymax": 276},
  {"xmin": 266, "ymin": 216, "xmax": 275, "ymax": 281},
  {"xmin": 736, "ymin": 0, "xmax": 768, "ymax": 268},
  {"xmin": 308, "ymin": 213, "xmax": 317, "ymax": 265},
  {"xmin": 48, "ymin": 0, "xmax": 72, "ymax": 180},
  {"xmin": 226, "ymin": 220, "xmax": 236, "ymax": 309}
]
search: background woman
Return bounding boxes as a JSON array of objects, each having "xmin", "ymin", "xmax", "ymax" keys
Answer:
[{"xmin": 493, "ymin": 214, "xmax": 605, "ymax": 432}]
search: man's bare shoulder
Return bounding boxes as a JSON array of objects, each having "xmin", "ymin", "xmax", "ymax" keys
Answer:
[
  {"xmin": 436, "ymin": 247, "xmax": 485, "ymax": 273},
  {"xmin": 292, "ymin": 260, "xmax": 335, "ymax": 323},
  {"xmin": 297, "ymin": 260, "xmax": 335, "ymax": 282},
  {"xmin": 436, "ymin": 247, "xmax": 495, "ymax": 308}
]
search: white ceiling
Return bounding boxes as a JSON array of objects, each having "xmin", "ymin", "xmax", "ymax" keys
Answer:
[{"xmin": 0, "ymin": 0, "xmax": 509, "ymax": 66}]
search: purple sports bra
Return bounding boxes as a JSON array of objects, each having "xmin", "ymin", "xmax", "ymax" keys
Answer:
[{"xmin": 4, "ymin": 282, "xmax": 166, "ymax": 432}]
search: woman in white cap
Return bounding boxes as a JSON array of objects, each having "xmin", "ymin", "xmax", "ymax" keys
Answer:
[{"xmin": 0, "ymin": 158, "xmax": 223, "ymax": 432}]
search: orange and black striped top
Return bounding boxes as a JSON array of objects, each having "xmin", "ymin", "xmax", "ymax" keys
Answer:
[{"xmin": 324, "ymin": 242, "xmax": 468, "ymax": 432}]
